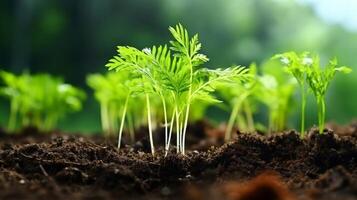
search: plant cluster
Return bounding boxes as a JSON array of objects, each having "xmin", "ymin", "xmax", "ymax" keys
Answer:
[
  {"xmin": 86, "ymin": 24, "xmax": 352, "ymax": 154},
  {"xmin": 274, "ymin": 52, "xmax": 351, "ymax": 135},
  {"xmin": 0, "ymin": 25, "xmax": 350, "ymax": 156},
  {"xmin": 103, "ymin": 24, "xmax": 251, "ymax": 155},
  {"xmin": 218, "ymin": 61, "xmax": 298, "ymax": 141},
  {"xmin": 0, "ymin": 71, "xmax": 86, "ymax": 131}
]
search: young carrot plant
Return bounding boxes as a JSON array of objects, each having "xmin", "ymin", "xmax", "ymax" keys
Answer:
[
  {"xmin": 305, "ymin": 56, "xmax": 351, "ymax": 133},
  {"xmin": 273, "ymin": 52, "xmax": 310, "ymax": 136},
  {"xmin": 106, "ymin": 24, "xmax": 250, "ymax": 155}
]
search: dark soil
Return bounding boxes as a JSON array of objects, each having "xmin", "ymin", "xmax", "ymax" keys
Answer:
[{"xmin": 0, "ymin": 122, "xmax": 356, "ymax": 200}]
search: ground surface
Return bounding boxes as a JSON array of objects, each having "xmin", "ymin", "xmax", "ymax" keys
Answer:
[{"xmin": 0, "ymin": 123, "xmax": 356, "ymax": 200}]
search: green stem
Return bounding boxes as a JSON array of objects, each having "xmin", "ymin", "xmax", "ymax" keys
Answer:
[
  {"xmin": 225, "ymin": 101, "xmax": 240, "ymax": 141},
  {"xmin": 175, "ymin": 108, "xmax": 181, "ymax": 154},
  {"xmin": 8, "ymin": 101, "xmax": 18, "ymax": 131},
  {"xmin": 268, "ymin": 111, "xmax": 274, "ymax": 134},
  {"xmin": 160, "ymin": 94, "xmax": 169, "ymax": 150},
  {"xmin": 180, "ymin": 118, "xmax": 184, "ymax": 154},
  {"xmin": 100, "ymin": 103, "xmax": 110, "ymax": 135},
  {"xmin": 118, "ymin": 95, "xmax": 129, "ymax": 149},
  {"xmin": 44, "ymin": 113, "xmax": 57, "ymax": 131},
  {"xmin": 108, "ymin": 103, "xmax": 117, "ymax": 136},
  {"xmin": 243, "ymin": 101, "xmax": 254, "ymax": 132},
  {"xmin": 317, "ymin": 97, "xmax": 326, "ymax": 134},
  {"xmin": 146, "ymin": 93, "xmax": 155, "ymax": 155},
  {"xmin": 181, "ymin": 100, "xmax": 190, "ymax": 155},
  {"xmin": 165, "ymin": 106, "xmax": 176, "ymax": 156},
  {"xmin": 300, "ymin": 84, "xmax": 306, "ymax": 137},
  {"xmin": 34, "ymin": 112, "xmax": 42, "ymax": 129},
  {"xmin": 127, "ymin": 111, "xmax": 135, "ymax": 143}
]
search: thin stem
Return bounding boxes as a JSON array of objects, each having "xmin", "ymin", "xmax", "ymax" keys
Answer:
[
  {"xmin": 175, "ymin": 108, "xmax": 181, "ymax": 153},
  {"xmin": 127, "ymin": 111, "xmax": 135, "ymax": 143},
  {"xmin": 109, "ymin": 103, "xmax": 117, "ymax": 136},
  {"xmin": 8, "ymin": 101, "xmax": 18, "ymax": 131},
  {"xmin": 317, "ymin": 97, "xmax": 326, "ymax": 134},
  {"xmin": 237, "ymin": 113, "xmax": 247, "ymax": 131},
  {"xmin": 181, "ymin": 96, "xmax": 191, "ymax": 155},
  {"xmin": 322, "ymin": 98, "xmax": 326, "ymax": 133},
  {"xmin": 300, "ymin": 84, "xmax": 306, "ymax": 137},
  {"xmin": 268, "ymin": 112, "xmax": 274, "ymax": 134},
  {"xmin": 160, "ymin": 94, "xmax": 169, "ymax": 150},
  {"xmin": 243, "ymin": 101, "xmax": 254, "ymax": 132},
  {"xmin": 100, "ymin": 103, "xmax": 109, "ymax": 135},
  {"xmin": 146, "ymin": 93, "xmax": 155, "ymax": 155},
  {"xmin": 225, "ymin": 101, "xmax": 240, "ymax": 141},
  {"xmin": 165, "ymin": 106, "xmax": 176, "ymax": 156},
  {"xmin": 180, "ymin": 118, "xmax": 184, "ymax": 154},
  {"xmin": 118, "ymin": 95, "xmax": 129, "ymax": 149}
]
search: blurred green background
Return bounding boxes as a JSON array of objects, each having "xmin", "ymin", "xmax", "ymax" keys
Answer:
[{"xmin": 0, "ymin": 0, "xmax": 356, "ymax": 132}]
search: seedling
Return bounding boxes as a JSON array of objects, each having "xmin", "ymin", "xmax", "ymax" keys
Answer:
[
  {"xmin": 218, "ymin": 63, "xmax": 256, "ymax": 141},
  {"xmin": 87, "ymin": 71, "xmax": 142, "ymax": 147},
  {"xmin": 257, "ymin": 74, "xmax": 296, "ymax": 133},
  {"xmin": 305, "ymin": 56, "xmax": 351, "ymax": 133},
  {"xmin": 106, "ymin": 24, "xmax": 250, "ymax": 155},
  {"xmin": 273, "ymin": 52, "xmax": 310, "ymax": 136}
]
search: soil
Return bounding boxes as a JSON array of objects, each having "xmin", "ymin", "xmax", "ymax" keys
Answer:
[{"xmin": 0, "ymin": 121, "xmax": 356, "ymax": 200}]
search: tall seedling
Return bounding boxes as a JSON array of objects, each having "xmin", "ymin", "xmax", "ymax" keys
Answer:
[
  {"xmin": 305, "ymin": 56, "xmax": 351, "ymax": 133},
  {"xmin": 273, "ymin": 52, "xmax": 310, "ymax": 137}
]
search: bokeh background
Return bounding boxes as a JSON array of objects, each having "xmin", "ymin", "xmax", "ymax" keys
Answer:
[{"xmin": 0, "ymin": 0, "xmax": 356, "ymax": 132}]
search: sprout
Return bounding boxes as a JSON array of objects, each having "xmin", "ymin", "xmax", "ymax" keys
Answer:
[
  {"xmin": 305, "ymin": 56, "xmax": 351, "ymax": 133},
  {"xmin": 257, "ymin": 75, "xmax": 296, "ymax": 133},
  {"xmin": 217, "ymin": 63, "xmax": 256, "ymax": 141},
  {"xmin": 273, "ymin": 52, "xmax": 310, "ymax": 137}
]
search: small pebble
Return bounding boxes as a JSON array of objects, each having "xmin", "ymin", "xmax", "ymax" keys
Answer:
[
  {"xmin": 161, "ymin": 186, "xmax": 171, "ymax": 196},
  {"xmin": 19, "ymin": 179, "xmax": 25, "ymax": 184}
]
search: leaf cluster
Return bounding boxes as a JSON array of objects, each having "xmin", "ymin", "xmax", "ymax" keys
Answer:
[
  {"xmin": 104, "ymin": 23, "xmax": 251, "ymax": 154},
  {"xmin": 0, "ymin": 71, "xmax": 86, "ymax": 131}
]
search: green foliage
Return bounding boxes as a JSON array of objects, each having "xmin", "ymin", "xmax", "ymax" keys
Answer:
[
  {"xmin": 0, "ymin": 71, "xmax": 85, "ymax": 131},
  {"xmin": 305, "ymin": 56, "xmax": 352, "ymax": 133},
  {"xmin": 105, "ymin": 24, "xmax": 250, "ymax": 155}
]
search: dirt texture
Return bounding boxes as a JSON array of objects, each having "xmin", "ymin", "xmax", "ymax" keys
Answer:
[{"xmin": 0, "ymin": 123, "xmax": 356, "ymax": 200}]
